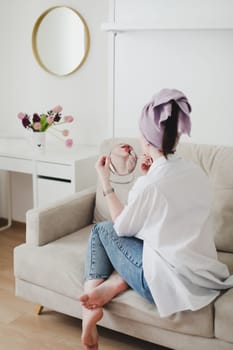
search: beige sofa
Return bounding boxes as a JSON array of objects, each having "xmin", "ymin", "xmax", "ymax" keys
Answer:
[{"xmin": 14, "ymin": 139, "xmax": 233, "ymax": 350}]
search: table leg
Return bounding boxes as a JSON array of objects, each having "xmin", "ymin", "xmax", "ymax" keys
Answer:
[{"xmin": 0, "ymin": 171, "xmax": 12, "ymax": 231}]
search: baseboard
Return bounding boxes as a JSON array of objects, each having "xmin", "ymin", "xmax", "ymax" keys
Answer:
[
  {"xmin": 0, "ymin": 217, "xmax": 8, "ymax": 226},
  {"xmin": 0, "ymin": 218, "xmax": 26, "ymax": 229}
]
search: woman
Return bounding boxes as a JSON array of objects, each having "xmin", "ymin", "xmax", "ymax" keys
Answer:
[{"xmin": 79, "ymin": 89, "xmax": 233, "ymax": 350}]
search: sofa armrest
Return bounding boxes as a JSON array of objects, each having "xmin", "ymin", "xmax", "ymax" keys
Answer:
[{"xmin": 26, "ymin": 187, "xmax": 96, "ymax": 246}]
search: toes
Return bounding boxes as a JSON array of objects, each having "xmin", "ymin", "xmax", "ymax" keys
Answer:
[
  {"xmin": 81, "ymin": 301, "xmax": 89, "ymax": 307},
  {"xmin": 79, "ymin": 294, "xmax": 89, "ymax": 302},
  {"xmin": 87, "ymin": 304, "xmax": 98, "ymax": 310}
]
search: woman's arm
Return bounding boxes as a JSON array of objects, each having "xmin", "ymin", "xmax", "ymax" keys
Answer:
[{"xmin": 95, "ymin": 155, "xmax": 124, "ymax": 221}]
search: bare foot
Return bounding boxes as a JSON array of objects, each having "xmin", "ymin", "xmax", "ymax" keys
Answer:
[
  {"xmin": 79, "ymin": 273, "xmax": 128, "ymax": 309},
  {"xmin": 81, "ymin": 306, "xmax": 103, "ymax": 350}
]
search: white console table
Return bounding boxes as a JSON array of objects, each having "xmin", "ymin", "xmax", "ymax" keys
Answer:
[{"xmin": 0, "ymin": 138, "xmax": 98, "ymax": 231}]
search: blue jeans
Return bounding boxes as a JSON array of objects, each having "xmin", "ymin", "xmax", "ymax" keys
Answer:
[{"xmin": 84, "ymin": 221, "xmax": 154, "ymax": 303}]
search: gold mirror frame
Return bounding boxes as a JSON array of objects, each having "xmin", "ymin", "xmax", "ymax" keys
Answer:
[{"xmin": 32, "ymin": 6, "xmax": 90, "ymax": 76}]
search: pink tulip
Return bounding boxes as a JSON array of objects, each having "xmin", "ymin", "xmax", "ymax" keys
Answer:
[
  {"xmin": 64, "ymin": 115, "xmax": 74, "ymax": 123},
  {"xmin": 62, "ymin": 129, "xmax": 69, "ymax": 137},
  {"xmin": 65, "ymin": 138, "xmax": 73, "ymax": 148},
  {"xmin": 17, "ymin": 112, "xmax": 25, "ymax": 120},
  {"xmin": 33, "ymin": 122, "xmax": 41, "ymax": 131},
  {"xmin": 52, "ymin": 105, "xmax": 63, "ymax": 113},
  {"xmin": 47, "ymin": 116, "xmax": 54, "ymax": 124}
]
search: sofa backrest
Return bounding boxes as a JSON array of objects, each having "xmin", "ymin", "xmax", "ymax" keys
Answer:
[{"xmin": 94, "ymin": 139, "xmax": 233, "ymax": 253}]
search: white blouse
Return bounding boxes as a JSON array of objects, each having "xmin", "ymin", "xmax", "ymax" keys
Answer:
[{"xmin": 114, "ymin": 154, "xmax": 233, "ymax": 317}]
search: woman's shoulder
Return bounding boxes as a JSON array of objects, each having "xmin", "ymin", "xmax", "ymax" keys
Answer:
[
  {"xmin": 179, "ymin": 156, "xmax": 209, "ymax": 179},
  {"xmin": 128, "ymin": 174, "xmax": 160, "ymax": 202},
  {"xmin": 130, "ymin": 175, "xmax": 151, "ymax": 195}
]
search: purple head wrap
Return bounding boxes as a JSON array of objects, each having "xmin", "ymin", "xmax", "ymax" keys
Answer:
[{"xmin": 139, "ymin": 89, "xmax": 192, "ymax": 149}]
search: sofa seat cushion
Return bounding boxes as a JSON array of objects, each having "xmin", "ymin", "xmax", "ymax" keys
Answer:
[
  {"xmin": 14, "ymin": 226, "xmax": 93, "ymax": 300},
  {"xmin": 14, "ymin": 224, "xmax": 214, "ymax": 338},
  {"xmin": 215, "ymin": 288, "xmax": 233, "ymax": 343},
  {"xmin": 217, "ymin": 252, "xmax": 233, "ymax": 274},
  {"xmin": 106, "ymin": 289, "xmax": 214, "ymax": 338}
]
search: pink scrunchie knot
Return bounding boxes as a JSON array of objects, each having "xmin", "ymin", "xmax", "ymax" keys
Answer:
[{"xmin": 139, "ymin": 88, "xmax": 192, "ymax": 149}]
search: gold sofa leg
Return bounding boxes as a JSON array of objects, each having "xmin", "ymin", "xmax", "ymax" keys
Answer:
[{"xmin": 35, "ymin": 304, "xmax": 44, "ymax": 315}]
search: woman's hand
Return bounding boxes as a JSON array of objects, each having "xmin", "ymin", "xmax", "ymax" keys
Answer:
[
  {"xmin": 95, "ymin": 155, "xmax": 111, "ymax": 183},
  {"xmin": 140, "ymin": 155, "xmax": 153, "ymax": 175},
  {"xmin": 95, "ymin": 155, "xmax": 124, "ymax": 221}
]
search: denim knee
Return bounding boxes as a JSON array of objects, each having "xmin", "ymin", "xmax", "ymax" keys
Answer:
[
  {"xmin": 93, "ymin": 221, "xmax": 116, "ymax": 240},
  {"xmin": 87, "ymin": 222, "xmax": 113, "ymax": 243},
  {"xmin": 94, "ymin": 221, "xmax": 114, "ymax": 233}
]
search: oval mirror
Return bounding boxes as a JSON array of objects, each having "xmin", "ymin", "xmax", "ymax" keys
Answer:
[
  {"xmin": 32, "ymin": 6, "xmax": 90, "ymax": 76},
  {"xmin": 109, "ymin": 144, "xmax": 138, "ymax": 177}
]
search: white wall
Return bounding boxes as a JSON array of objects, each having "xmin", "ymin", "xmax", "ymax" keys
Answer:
[
  {"xmin": 0, "ymin": 0, "xmax": 109, "ymax": 144},
  {"xmin": 0, "ymin": 0, "xmax": 109, "ymax": 222},
  {"xmin": 111, "ymin": 0, "xmax": 233, "ymax": 147}
]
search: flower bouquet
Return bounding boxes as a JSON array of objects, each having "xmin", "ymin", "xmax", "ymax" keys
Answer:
[{"xmin": 17, "ymin": 105, "xmax": 74, "ymax": 149}]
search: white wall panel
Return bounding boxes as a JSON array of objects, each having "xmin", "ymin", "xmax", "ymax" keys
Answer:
[
  {"xmin": 110, "ymin": 0, "xmax": 233, "ymax": 146},
  {"xmin": 114, "ymin": 30, "xmax": 233, "ymax": 146},
  {"xmin": 115, "ymin": 0, "xmax": 233, "ymax": 28}
]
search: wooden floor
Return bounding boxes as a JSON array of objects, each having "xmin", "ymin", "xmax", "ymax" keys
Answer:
[{"xmin": 0, "ymin": 221, "xmax": 171, "ymax": 350}]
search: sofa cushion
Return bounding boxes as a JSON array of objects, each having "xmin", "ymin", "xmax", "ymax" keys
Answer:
[
  {"xmin": 215, "ymin": 288, "xmax": 233, "ymax": 343},
  {"xmin": 14, "ymin": 226, "xmax": 93, "ymax": 299},
  {"xmin": 217, "ymin": 252, "xmax": 233, "ymax": 274},
  {"xmin": 177, "ymin": 143, "xmax": 233, "ymax": 253},
  {"xmin": 107, "ymin": 289, "xmax": 214, "ymax": 338},
  {"xmin": 14, "ymin": 225, "xmax": 214, "ymax": 338},
  {"xmin": 94, "ymin": 139, "xmax": 233, "ymax": 253}
]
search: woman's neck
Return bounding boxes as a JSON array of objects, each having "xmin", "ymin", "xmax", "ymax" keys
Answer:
[{"xmin": 149, "ymin": 148, "xmax": 164, "ymax": 162}]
